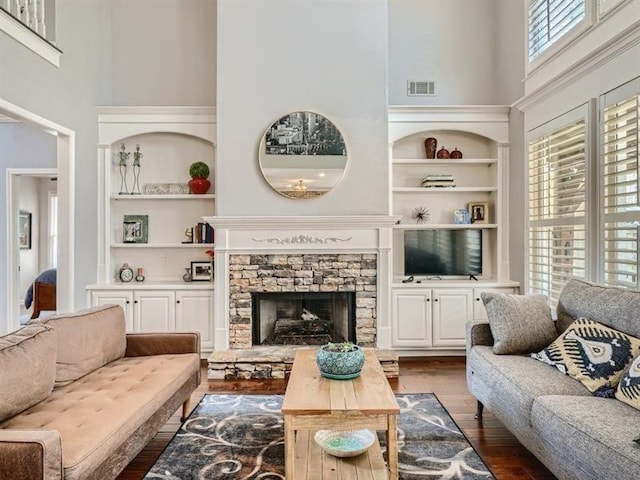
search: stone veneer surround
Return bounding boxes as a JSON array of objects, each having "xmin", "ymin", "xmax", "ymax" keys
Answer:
[{"xmin": 229, "ymin": 253, "xmax": 377, "ymax": 349}]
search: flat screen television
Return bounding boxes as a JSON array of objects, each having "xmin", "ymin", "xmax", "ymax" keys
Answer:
[{"xmin": 404, "ymin": 229, "xmax": 482, "ymax": 276}]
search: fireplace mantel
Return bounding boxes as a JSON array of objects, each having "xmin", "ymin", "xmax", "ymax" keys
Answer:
[{"xmin": 203, "ymin": 215, "xmax": 399, "ymax": 350}]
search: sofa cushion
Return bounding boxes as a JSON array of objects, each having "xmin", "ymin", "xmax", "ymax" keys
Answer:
[
  {"xmin": 480, "ymin": 292, "xmax": 557, "ymax": 354},
  {"xmin": 557, "ymin": 279, "xmax": 640, "ymax": 337},
  {"xmin": 0, "ymin": 324, "xmax": 57, "ymax": 422},
  {"xmin": 531, "ymin": 317, "xmax": 640, "ymax": 393},
  {"xmin": 616, "ymin": 353, "xmax": 640, "ymax": 410},
  {"xmin": 531, "ymin": 395, "xmax": 640, "ymax": 480},
  {"xmin": 467, "ymin": 346, "xmax": 591, "ymax": 432},
  {"xmin": 31, "ymin": 305, "xmax": 126, "ymax": 388},
  {"xmin": 0, "ymin": 353, "xmax": 199, "ymax": 480}
]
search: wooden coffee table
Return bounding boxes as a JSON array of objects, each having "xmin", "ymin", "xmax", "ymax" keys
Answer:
[{"xmin": 281, "ymin": 349, "xmax": 400, "ymax": 480}]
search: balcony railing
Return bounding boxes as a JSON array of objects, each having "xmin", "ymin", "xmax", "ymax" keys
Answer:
[{"xmin": 1, "ymin": 0, "xmax": 46, "ymax": 37}]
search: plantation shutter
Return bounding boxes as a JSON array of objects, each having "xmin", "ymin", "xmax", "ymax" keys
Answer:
[
  {"xmin": 528, "ymin": 0, "xmax": 586, "ymax": 62},
  {"xmin": 601, "ymin": 89, "xmax": 640, "ymax": 289},
  {"xmin": 528, "ymin": 117, "xmax": 587, "ymax": 305}
]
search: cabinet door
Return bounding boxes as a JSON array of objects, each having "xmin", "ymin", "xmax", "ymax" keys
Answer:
[
  {"xmin": 391, "ymin": 289, "xmax": 432, "ymax": 348},
  {"xmin": 176, "ymin": 290, "xmax": 214, "ymax": 351},
  {"xmin": 134, "ymin": 291, "xmax": 176, "ymax": 332},
  {"xmin": 473, "ymin": 287, "xmax": 519, "ymax": 321},
  {"xmin": 90, "ymin": 291, "xmax": 134, "ymax": 332},
  {"xmin": 432, "ymin": 289, "xmax": 473, "ymax": 347}
]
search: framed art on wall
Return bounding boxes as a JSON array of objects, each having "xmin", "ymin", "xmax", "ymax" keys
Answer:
[{"xmin": 19, "ymin": 211, "xmax": 32, "ymax": 249}]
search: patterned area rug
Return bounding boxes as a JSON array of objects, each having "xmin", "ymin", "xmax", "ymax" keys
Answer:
[{"xmin": 144, "ymin": 393, "xmax": 494, "ymax": 479}]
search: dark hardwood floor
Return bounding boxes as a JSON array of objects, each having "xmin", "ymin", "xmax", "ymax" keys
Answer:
[{"xmin": 117, "ymin": 357, "xmax": 556, "ymax": 480}]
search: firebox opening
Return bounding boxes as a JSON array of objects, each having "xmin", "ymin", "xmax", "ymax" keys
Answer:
[{"xmin": 251, "ymin": 292, "xmax": 356, "ymax": 346}]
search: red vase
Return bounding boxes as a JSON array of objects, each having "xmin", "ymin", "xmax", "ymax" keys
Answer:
[{"xmin": 189, "ymin": 177, "xmax": 211, "ymax": 194}]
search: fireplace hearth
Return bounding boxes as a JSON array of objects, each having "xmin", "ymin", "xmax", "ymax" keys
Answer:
[{"xmin": 252, "ymin": 292, "xmax": 356, "ymax": 346}]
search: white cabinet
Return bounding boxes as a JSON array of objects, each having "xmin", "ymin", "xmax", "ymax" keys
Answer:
[
  {"xmin": 391, "ymin": 289, "xmax": 432, "ymax": 348},
  {"xmin": 176, "ymin": 290, "xmax": 214, "ymax": 350},
  {"xmin": 134, "ymin": 291, "xmax": 175, "ymax": 332},
  {"xmin": 432, "ymin": 289, "xmax": 473, "ymax": 347},
  {"xmin": 88, "ymin": 286, "xmax": 214, "ymax": 354},
  {"xmin": 391, "ymin": 282, "xmax": 519, "ymax": 351}
]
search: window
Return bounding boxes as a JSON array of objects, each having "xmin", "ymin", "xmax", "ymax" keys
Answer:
[
  {"xmin": 48, "ymin": 191, "xmax": 57, "ymax": 269},
  {"xmin": 528, "ymin": 0, "xmax": 587, "ymax": 62},
  {"xmin": 528, "ymin": 112, "xmax": 587, "ymax": 305},
  {"xmin": 600, "ymin": 85, "xmax": 639, "ymax": 288}
]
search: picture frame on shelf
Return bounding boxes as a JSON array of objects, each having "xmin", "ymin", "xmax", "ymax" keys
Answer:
[
  {"xmin": 191, "ymin": 261, "xmax": 213, "ymax": 281},
  {"xmin": 123, "ymin": 214, "xmax": 149, "ymax": 243},
  {"xmin": 19, "ymin": 211, "xmax": 32, "ymax": 249},
  {"xmin": 468, "ymin": 202, "xmax": 489, "ymax": 224},
  {"xmin": 453, "ymin": 208, "xmax": 471, "ymax": 225}
]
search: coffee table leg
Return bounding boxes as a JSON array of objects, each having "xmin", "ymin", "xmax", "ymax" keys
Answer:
[
  {"xmin": 387, "ymin": 414, "xmax": 398, "ymax": 480},
  {"xmin": 284, "ymin": 415, "xmax": 294, "ymax": 480}
]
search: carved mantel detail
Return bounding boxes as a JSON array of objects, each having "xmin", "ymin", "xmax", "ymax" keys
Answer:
[{"xmin": 252, "ymin": 234, "xmax": 353, "ymax": 245}]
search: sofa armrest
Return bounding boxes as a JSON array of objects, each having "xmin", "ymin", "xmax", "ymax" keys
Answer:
[
  {"xmin": 0, "ymin": 429, "xmax": 62, "ymax": 480},
  {"xmin": 465, "ymin": 320, "xmax": 494, "ymax": 351},
  {"xmin": 125, "ymin": 332, "xmax": 201, "ymax": 357}
]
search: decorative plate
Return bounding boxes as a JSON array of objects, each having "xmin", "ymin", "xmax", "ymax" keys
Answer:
[
  {"xmin": 314, "ymin": 429, "xmax": 376, "ymax": 457},
  {"xmin": 143, "ymin": 183, "xmax": 190, "ymax": 195}
]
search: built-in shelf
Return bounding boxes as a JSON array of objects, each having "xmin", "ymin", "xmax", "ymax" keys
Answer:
[
  {"xmin": 392, "ymin": 158, "xmax": 497, "ymax": 166},
  {"xmin": 393, "ymin": 187, "xmax": 498, "ymax": 193},
  {"xmin": 110, "ymin": 194, "xmax": 215, "ymax": 200},
  {"xmin": 86, "ymin": 282, "xmax": 214, "ymax": 290},
  {"xmin": 393, "ymin": 223, "xmax": 498, "ymax": 230},
  {"xmin": 111, "ymin": 243, "xmax": 215, "ymax": 248}
]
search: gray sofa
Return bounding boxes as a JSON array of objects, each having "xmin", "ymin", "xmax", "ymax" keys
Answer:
[
  {"xmin": 0, "ymin": 304, "xmax": 201, "ymax": 480},
  {"xmin": 466, "ymin": 279, "xmax": 640, "ymax": 480}
]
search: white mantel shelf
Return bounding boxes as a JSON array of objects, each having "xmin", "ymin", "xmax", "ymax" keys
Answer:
[{"xmin": 203, "ymin": 215, "xmax": 401, "ymax": 230}]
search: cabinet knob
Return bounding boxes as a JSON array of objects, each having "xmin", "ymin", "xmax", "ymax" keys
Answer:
[
  {"xmin": 476, "ymin": 298, "xmax": 481, "ymax": 301},
  {"xmin": 176, "ymin": 300, "xmax": 181, "ymax": 304},
  {"xmin": 126, "ymin": 300, "xmax": 130, "ymax": 304},
  {"xmin": 134, "ymin": 300, "xmax": 138, "ymax": 304},
  {"xmin": 434, "ymin": 298, "xmax": 439, "ymax": 302},
  {"xmin": 426, "ymin": 298, "xmax": 430, "ymax": 302}
]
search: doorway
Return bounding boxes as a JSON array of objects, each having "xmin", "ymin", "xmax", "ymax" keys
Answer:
[{"xmin": 1, "ymin": 98, "xmax": 75, "ymax": 335}]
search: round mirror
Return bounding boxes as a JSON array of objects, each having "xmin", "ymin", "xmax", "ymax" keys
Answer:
[{"xmin": 259, "ymin": 111, "xmax": 348, "ymax": 199}]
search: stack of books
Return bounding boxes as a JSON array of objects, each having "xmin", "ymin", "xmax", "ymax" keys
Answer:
[{"xmin": 421, "ymin": 174, "xmax": 455, "ymax": 188}]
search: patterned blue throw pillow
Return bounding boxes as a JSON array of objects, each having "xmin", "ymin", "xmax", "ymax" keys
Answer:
[
  {"xmin": 616, "ymin": 354, "xmax": 640, "ymax": 412},
  {"xmin": 531, "ymin": 318, "xmax": 640, "ymax": 393}
]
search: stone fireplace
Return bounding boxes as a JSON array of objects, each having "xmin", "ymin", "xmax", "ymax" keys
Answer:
[
  {"xmin": 229, "ymin": 253, "xmax": 377, "ymax": 348},
  {"xmin": 204, "ymin": 216, "xmax": 399, "ymax": 380}
]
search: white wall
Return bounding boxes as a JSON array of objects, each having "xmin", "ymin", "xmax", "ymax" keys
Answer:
[
  {"xmin": 18, "ymin": 176, "xmax": 40, "ymax": 303},
  {"xmin": 216, "ymin": 0, "xmax": 389, "ymax": 216},
  {"xmin": 110, "ymin": 0, "xmax": 216, "ymax": 106},
  {"xmin": 388, "ymin": 0, "xmax": 505, "ymax": 105}
]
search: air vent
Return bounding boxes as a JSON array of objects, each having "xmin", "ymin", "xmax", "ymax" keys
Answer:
[{"xmin": 407, "ymin": 80, "xmax": 435, "ymax": 96}]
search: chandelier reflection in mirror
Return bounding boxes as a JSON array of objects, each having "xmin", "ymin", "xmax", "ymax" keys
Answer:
[{"xmin": 259, "ymin": 111, "xmax": 348, "ymax": 199}]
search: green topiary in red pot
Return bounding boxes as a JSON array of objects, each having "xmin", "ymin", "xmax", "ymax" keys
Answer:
[{"xmin": 188, "ymin": 161, "xmax": 211, "ymax": 194}]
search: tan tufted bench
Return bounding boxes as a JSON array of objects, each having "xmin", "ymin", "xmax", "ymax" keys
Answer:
[{"xmin": 0, "ymin": 305, "xmax": 200, "ymax": 480}]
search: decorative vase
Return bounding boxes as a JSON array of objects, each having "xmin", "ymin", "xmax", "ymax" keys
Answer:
[
  {"xmin": 450, "ymin": 148, "xmax": 463, "ymax": 159},
  {"xmin": 436, "ymin": 146, "xmax": 450, "ymax": 159},
  {"xmin": 316, "ymin": 344, "xmax": 365, "ymax": 380},
  {"xmin": 182, "ymin": 268, "xmax": 192, "ymax": 282},
  {"xmin": 188, "ymin": 177, "xmax": 211, "ymax": 194},
  {"xmin": 424, "ymin": 137, "xmax": 437, "ymax": 159}
]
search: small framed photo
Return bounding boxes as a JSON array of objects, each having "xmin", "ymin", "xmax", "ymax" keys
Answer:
[
  {"xmin": 19, "ymin": 211, "xmax": 32, "ymax": 249},
  {"xmin": 191, "ymin": 261, "xmax": 213, "ymax": 281},
  {"xmin": 453, "ymin": 208, "xmax": 471, "ymax": 224},
  {"xmin": 468, "ymin": 202, "xmax": 489, "ymax": 224},
  {"xmin": 123, "ymin": 214, "xmax": 148, "ymax": 243}
]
